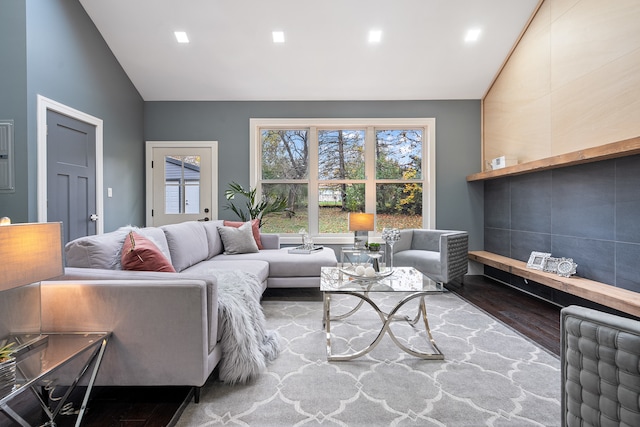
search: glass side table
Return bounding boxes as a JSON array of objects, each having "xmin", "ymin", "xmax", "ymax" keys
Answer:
[
  {"xmin": 0, "ymin": 332, "xmax": 110, "ymax": 427},
  {"xmin": 341, "ymin": 246, "xmax": 386, "ymax": 272}
]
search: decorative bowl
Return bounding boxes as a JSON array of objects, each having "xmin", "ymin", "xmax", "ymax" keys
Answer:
[{"xmin": 338, "ymin": 267, "xmax": 394, "ymax": 281}]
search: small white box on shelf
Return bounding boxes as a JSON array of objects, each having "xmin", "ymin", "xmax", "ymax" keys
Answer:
[{"xmin": 490, "ymin": 156, "xmax": 517, "ymax": 170}]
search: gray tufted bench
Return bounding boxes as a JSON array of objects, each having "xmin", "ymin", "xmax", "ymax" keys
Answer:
[{"xmin": 561, "ymin": 305, "xmax": 640, "ymax": 427}]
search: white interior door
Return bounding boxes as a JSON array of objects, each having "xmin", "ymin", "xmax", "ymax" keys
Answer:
[{"xmin": 146, "ymin": 141, "xmax": 218, "ymax": 226}]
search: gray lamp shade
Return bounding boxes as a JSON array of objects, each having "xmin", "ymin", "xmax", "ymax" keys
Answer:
[{"xmin": 0, "ymin": 222, "xmax": 64, "ymax": 292}]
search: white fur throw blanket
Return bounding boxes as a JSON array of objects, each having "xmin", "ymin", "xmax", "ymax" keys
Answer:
[{"xmin": 213, "ymin": 270, "xmax": 280, "ymax": 384}]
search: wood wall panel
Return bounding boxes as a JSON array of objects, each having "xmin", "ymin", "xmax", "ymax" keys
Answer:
[
  {"xmin": 550, "ymin": 0, "xmax": 580, "ymax": 21},
  {"xmin": 482, "ymin": 0, "xmax": 640, "ymax": 171},
  {"xmin": 551, "ymin": 0, "xmax": 640, "ymax": 90},
  {"xmin": 483, "ymin": 2, "xmax": 551, "ymax": 165},
  {"xmin": 552, "ymin": 53, "xmax": 640, "ymax": 155}
]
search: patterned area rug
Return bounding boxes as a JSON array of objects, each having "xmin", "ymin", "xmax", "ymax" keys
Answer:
[{"xmin": 176, "ymin": 292, "xmax": 560, "ymax": 426}]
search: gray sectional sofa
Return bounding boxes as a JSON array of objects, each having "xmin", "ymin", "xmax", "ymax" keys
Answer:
[{"xmin": 40, "ymin": 220, "xmax": 336, "ymax": 397}]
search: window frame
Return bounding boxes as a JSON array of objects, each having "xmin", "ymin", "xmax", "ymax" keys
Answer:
[{"xmin": 250, "ymin": 118, "xmax": 436, "ymax": 244}]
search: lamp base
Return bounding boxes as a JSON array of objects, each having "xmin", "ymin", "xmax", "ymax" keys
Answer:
[{"xmin": 353, "ymin": 231, "xmax": 368, "ymax": 249}]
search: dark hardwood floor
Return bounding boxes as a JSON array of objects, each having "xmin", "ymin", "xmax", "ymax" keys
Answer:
[
  {"xmin": 446, "ymin": 275, "xmax": 561, "ymax": 356},
  {"xmin": 1, "ymin": 275, "xmax": 561, "ymax": 426}
]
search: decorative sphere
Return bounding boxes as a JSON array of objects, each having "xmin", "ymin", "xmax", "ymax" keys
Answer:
[
  {"xmin": 355, "ymin": 265, "xmax": 366, "ymax": 276},
  {"xmin": 364, "ymin": 266, "xmax": 376, "ymax": 277}
]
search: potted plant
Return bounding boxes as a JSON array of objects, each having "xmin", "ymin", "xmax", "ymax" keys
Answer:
[
  {"xmin": 366, "ymin": 242, "xmax": 381, "ymax": 253},
  {"xmin": 224, "ymin": 182, "xmax": 291, "ymax": 227},
  {"xmin": 0, "ymin": 342, "xmax": 16, "ymax": 398}
]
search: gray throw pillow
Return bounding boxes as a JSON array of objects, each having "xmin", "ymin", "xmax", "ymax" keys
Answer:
[{"xmin": 218, "ymin": 221, "xmax": 259, "ymax": 254}]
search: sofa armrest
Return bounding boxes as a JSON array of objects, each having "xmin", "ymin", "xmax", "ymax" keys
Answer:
[
  {"xmin": 40, "ymin": 279, "xmax": 214, "ymax": 387},
  {"xmin": 260, "ymin": 233, "xmax": 280, "ymax": 249},
  {"xmin": 440, "ymin": 231, "xmax": 469, "ymax": 280}
]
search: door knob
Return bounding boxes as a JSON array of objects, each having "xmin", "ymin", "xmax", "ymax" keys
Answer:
[
  {"xmin": 198, "ymin": 217, "xmax": 210, "ymax": 222},
  {"xmin": 89, "ymin": 214, "xmax": 99, "ymax": 222}
]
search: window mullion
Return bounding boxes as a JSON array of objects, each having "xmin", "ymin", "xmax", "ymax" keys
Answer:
[
  {"xmin": 364, "ymin": 126, "xmax": 376, "ymax": 214},
  {"xmin": 308, "ymin": 126, "xmax": 319, "ymax": 235}
]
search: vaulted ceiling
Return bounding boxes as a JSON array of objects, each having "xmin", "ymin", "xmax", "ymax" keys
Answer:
[{"xmin": 80, "ymin": 0, "xmax": 539, "ymax": 101}]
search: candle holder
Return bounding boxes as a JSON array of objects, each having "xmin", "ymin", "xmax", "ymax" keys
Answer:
[{"xmin": 381, "ymin": 227, "xmax": 400, "ymax": 270}]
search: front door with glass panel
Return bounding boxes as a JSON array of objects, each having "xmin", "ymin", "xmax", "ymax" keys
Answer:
[{"xmin": 146, "ymin": 142, "xmax": 218, "ymax": 226}]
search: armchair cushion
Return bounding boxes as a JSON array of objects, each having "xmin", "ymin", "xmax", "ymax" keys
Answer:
[
  {"xmin": 394, "ymin": 249, "xmax": 440, "ymax": 278},
  {"xmin": 411, "ymin": 230, "xmax": 441, "ymax": 251}
]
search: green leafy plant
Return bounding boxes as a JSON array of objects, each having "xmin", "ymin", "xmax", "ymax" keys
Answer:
[
  {"xmin": 366, "ymin": 242, "xmax": 381, "ymax": 252},
  {"xmin": 0, "ymin": 342, "xmax": 15, "ymax": 363},
  {"xmin": 224, "ymin": 182, "xmax": 291, "ymax": 227}
]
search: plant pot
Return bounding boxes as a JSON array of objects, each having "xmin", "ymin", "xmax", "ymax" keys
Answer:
[{"xmin": 0, "ymin": 358, "xmax": 17, "ymax": 398}]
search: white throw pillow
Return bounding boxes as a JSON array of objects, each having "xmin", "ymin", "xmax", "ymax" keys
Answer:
[{"xmin": 218, "ymin": 221, "xmax": 260, "ymax": 254}]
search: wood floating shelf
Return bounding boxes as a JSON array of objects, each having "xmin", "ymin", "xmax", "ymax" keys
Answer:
[
  {"xmin": 469, "ymin": 250, "xmax": 640, "ymax": 318},
  {"xmin": 467, "ymin": 136, "xmax": 640, "ymax": 181}
]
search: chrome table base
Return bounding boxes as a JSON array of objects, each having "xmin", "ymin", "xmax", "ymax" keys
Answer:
[{"xmin": 323, "ymin": 290, "xmax": 444, "ymax": 361}]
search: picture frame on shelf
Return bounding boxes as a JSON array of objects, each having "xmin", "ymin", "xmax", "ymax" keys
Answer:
[
  {"xmin": 527, "ymin": 251, "xmax": 551, "ymax": 270},
  {"xmin": 556, "ymin": 258, "xmax": 577, "ymax": 278},
  {"xmin": 543, "ymin": 256, "xmax": 561, "ymax": 273}
]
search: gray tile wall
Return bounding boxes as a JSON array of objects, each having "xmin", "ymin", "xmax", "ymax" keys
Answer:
[{"xmin": 484, "ymin": 154, "xmax": 640, "ymax": 293}]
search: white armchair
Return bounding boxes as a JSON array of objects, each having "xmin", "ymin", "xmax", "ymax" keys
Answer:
[{"xmin": 391, "ymin": 229, "xmax": 468, "ymax": 284}]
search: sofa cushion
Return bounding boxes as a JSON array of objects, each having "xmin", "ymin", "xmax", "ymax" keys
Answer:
[
  {"xmin": 183, "ymin": 259, "xmax": 269, "ymax": 287},
  {"xmin": 218, "ymin": 222, "xmax": 259, "ymax": 254},
  {"xmin": 121, "ymin": 231, "xmax": 176, "ymax": 272},
  {"xmin": 202, "ymin": 220, "xmax": 225, "ymax": 258},
  {"xmin": 65, "ymin": 229, "xmax": 130, "ymax": 269},
  {"xmin": 213, "ymin": 247, "xmax": 337, "ymax": 277},
  {"xmin": 223, "ymin": 219, "xmax": 262, "ymax": 249},
  {"xmin": 161, "ymin": 221, "xmax": 210, "ymax": 272}
]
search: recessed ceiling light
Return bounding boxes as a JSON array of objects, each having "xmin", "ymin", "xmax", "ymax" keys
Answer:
[
  {"xmin": 272, "ymin": 31, "xmax": 285, "ymax": 43},
  {"xmin": 465, "ymin": 28, "xmax": 481, "ymax": 43},
  {"xmin": 368, "ymin": 30, "xmax": 382, "ymax": 43},
  {"xmin": 174, "ymin": 31, "xmax": 189, "ymax": 43}
]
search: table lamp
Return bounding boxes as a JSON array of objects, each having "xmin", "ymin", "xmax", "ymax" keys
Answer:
[
  {"xmin": 0, "ymin": 221, "xmax": 64, "ymax": 351},
  {"xmin": 348, "ymin": 213, "xmax": 374, "ymax": 249}
]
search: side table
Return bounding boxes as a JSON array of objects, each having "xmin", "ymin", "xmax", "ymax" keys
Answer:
[{"xmin": 0, "ymin": 332, "xmax": 110, "ymax": 427}]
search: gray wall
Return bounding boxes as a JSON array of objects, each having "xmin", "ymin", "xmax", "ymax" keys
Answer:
[
  {"xmin": 0, "ymin": 0, "xmax": 144, "ymax": 231},
  {"xmin": 485, "ymin": 155, "xmax": 640, "ymax": 293},
  {"xmin": 0, "ymin": 0, "xmax": 28, "ymax": 221},
  {"xmin": 144, "ymin": 101, "xmax": 484, "ymax": 250}
]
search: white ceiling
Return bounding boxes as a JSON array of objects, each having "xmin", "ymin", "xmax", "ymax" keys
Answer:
[{"xmin": 79, "ymin": 0, "xmax": 539, "ymax": 101}]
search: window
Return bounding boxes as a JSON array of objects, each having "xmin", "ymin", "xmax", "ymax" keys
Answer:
[
  {"xmin": 164, "ymin": 155, "xmax": 201, "ymax": 214},
  {"xmin": 250, "ymin": 118, "xmax": 435, "ymax": 243}
]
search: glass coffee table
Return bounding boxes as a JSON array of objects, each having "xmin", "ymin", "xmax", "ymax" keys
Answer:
[{"xmin": 320, "ymin": 266, "xmax": 445, "ymax": 361}]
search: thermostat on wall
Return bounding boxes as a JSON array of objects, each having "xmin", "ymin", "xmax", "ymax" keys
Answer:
[{"xmin": 491, "ymin": 156, "xmax": 517, "ymax": 170}]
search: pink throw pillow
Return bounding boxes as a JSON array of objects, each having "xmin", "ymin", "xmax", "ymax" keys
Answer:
[{"xmin": 121, "ymin": 231, "xmax": 176, "ymax": 272}]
